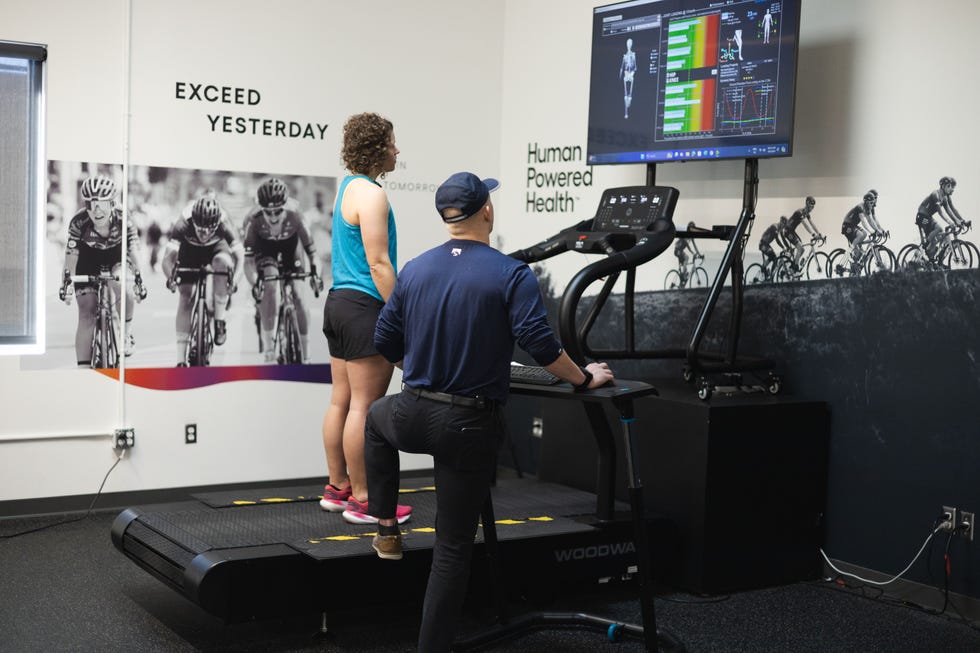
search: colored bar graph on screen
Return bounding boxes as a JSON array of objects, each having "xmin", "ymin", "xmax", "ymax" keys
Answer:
[
  {"xmin": 666, "ymin": 14, "xmax": 719, "ymax": 69},
  {"xmin": 663, "ymin": 14, "xmax": 719, "ymax": 133}
]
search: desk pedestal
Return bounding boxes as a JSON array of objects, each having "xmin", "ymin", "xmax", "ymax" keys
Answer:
[{"xmin": 456, "ymin": 380, "xmax": 683, "ymax": 652}]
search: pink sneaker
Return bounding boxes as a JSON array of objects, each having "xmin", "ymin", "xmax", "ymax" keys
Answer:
[
  {"xmin": 319, "ymin": 484, "xmax": 352, "ymax": 512},
  {"xmin": 342, "ymin": 497, "xmax": 412, "ymax": 525}
]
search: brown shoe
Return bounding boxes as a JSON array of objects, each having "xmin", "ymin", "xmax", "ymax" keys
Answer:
[{"xmin": 372, "ymin": 533, "xmax": 403, "ymax": 560}]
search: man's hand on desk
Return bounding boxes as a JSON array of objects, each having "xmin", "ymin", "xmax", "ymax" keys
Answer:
[
  {"xmin": 582, "ymin": 361, "xmax": 615, "ymax": 390},
  {"xmin": 544, "ymin": 353, "xmax": 614, "ymax": 391}
]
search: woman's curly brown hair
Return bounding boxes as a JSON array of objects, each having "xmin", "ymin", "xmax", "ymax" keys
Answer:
[{"xmin": 341, "ymin": 113, "xmax": 394, "ymax": 177}]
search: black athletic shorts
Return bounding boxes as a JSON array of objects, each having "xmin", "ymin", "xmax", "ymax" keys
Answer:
[
  {"xmin": 176, "ymin": 240, "xmax": 232, "ymax": 283},
  {"xmin": 74, "ymin": 244, "xmax": 132, "ymax": 292},
  {"xmin": 322, "ymin": 288, "xmax": 385, "ymax": 360}
]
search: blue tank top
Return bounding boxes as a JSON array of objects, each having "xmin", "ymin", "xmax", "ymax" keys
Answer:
[{"xmin": 330, "ymin": 175, "xmax": 397, "ymax": 301}]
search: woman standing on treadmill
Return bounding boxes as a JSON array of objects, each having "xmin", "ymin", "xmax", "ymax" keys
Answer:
[{"xmin": 319, "ymin": 113, "xmax": 411, "ymax": 525}]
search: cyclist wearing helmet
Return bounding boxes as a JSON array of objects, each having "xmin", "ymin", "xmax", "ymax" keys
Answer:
[
  {"xmin": 672, "ymin": 221, "xmax": 701, "ymax": 287},
  {"xmin": 866, "ymin": 189, "xmax": 889, "ymax": 238},
  {"xmin": 759, "ymin": 218, "xmax": 788, "ymax": 269},
  {"xmin": 242, "ymin": 176, "xmax": 322, "ymax": 363},
  {"xmin": 59, "ymin": 174, "xmax": 146, "ymax": 366},
  {"xmin": 916, "ymin": 177, "xmax": 970, "ymax": 261},
  {"xmin": 320, "ymin": 112, "xmax": 411, "ymax": 527},
  {"xmin": 840, "ymin": 191, "xmax": 882, "ymax": 274},
  {"xmin": 162, "ymin": 193, "xmax": 244, "ymax": 361},
  {"xmin": 785, "ymin": 196, "xmax": 824, "ymax": 270}
]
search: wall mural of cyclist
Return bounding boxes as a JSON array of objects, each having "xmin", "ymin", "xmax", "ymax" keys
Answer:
[
  {"xmin": 54, "ymin": 170, "xmax": 146, "ymax": 369},
  {"xmin": 34, "ymin": 165, "xmax": 978, "ymax": 373},
  {"xmin": 28, "ymin": 160, "xmax": 337, "ymax": 372},
  {"xmin": 738, "ymin": 179, "xmax": 976, "ymax": 287},
  {"xmin": 664, "ymin": 221, "xmax": 709, "ymax": 290},
  {"xmin": 744, "ymin": 196, "xmax": 829, "ymax": 284},
  {"xmin": 900, "ymin": 177, "xmax": 976, "ymax": 271}
]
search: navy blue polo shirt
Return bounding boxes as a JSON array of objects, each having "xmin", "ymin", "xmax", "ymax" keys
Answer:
[{"xmin": 374, "ymin": 239, "xmax": 563, "ymax": 403}]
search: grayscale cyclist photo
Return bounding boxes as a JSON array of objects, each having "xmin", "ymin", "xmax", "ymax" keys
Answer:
[
  {"xmin": 27, "ymin": 161, "xmax": 336, "ymax": 370},
  {"xmin": 743, "ymin": 185, "xmax": 976, "ymax": 285},
  {"xmin": 898, "ymin": 177, "xmax": 977, "ymax": 272}
]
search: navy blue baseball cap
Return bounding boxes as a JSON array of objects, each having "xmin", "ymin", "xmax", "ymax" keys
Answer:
[{"xmin": 435, "ymin": 172, "xmax": 500, "ymax": 223}]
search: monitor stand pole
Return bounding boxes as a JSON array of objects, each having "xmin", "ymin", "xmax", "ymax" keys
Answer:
[{"xmin": 687, "ymin": 157, "xmax": 764, "ymax": 372}]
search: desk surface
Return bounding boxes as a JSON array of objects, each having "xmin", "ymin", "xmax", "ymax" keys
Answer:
[{"xmin": 509, "ymin": 379, "xmax": 658, "ymax": 403}]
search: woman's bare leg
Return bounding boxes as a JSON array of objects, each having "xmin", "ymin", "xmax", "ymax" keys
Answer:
[
  {"xmin": 344, "ymin": 354, "xmax": 394, "ymax": 502},
  {"xmin": 322, "ymin": 356, "xmax": 352, "ymax": 488}
]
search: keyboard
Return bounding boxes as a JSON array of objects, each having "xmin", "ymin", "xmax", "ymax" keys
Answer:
[{"xmin": 509, "ymin": 363, "xmax": 561, "ymax": 386}]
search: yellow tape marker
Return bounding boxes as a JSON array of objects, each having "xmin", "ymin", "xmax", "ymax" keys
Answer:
[
  {"xmin": 308, "ymin": 535, "xmax": 363, "ymax": 543},
  {"xmin": 232, "ymin": 501, "xmax": 257, "ymax": 505}
]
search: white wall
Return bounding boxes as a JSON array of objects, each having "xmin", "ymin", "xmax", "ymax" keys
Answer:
[
  {"xmin": 497, "ymin": 0, "xmax": 980, "ymax": 287},
  {"xmin": 2, "ymin": 0, "xmax": 979, "ymax": 503},
  {"xmin": 0, "ymin": 0, "xmax": 505, "ymax": 502}
]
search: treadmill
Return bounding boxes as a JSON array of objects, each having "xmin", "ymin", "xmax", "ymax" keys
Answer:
[
  {"xmin": 111, "ymin": 474, "xmax": 639, "ymax": 622},
  {"xmin": 110, "ymin": 185, "xmax": 682, "ymax": 644}
]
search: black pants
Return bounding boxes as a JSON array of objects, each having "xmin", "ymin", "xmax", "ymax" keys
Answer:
[{"xmin": 365, "ymin": 391, "xmax": 502, "ymax": 653}]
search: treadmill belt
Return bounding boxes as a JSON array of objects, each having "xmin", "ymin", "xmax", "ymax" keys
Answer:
[
  {"xmin": 192, "ymin": 477, "xmax": 436, "ymax": 508},
  {"xmin": 191, "ymin": 486, "xmax": 320, "ymax": 508},
  {"xmin": 132, "ymin": 478, "xmax": 625, "ymax": 562}
]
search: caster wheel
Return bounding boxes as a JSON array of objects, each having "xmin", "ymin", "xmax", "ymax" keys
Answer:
[
  {"xmin": 767, "ymin": 374, "xmax": 782, "ymax": 395},
  {"xmin": 682, "ymin": 366, "xmax": 694, "ymax": 383},
  {"xmin": 697, "ymin": 379, "xmax": 712, "ymax": 401}
]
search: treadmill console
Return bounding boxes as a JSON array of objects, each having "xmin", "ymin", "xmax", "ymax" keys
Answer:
[
  {"xmin": 592, "ymin": 186, "xmax": 678, "ymax": 233},
  {"xmin": 509, "ymin": 185, "xmax": 679, "ymax": 263}
]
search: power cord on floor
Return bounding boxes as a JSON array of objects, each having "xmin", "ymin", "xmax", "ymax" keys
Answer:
[
  {"xmin": 0, "ymin": 448, "xmax": 125, "ymax": 539},
  {"xmin": 815, "ymin": 569, "xmax": 980, "ymax": 634},
  {"xmin": 946, "ymin": 595, "xmax": 980, "ymax": 633},
  {"xmin": 812, "ymin": 519, "xmax": 979, "ymax": 634},
  {"xmin": 819, "ymin": 523, "xmax": 942, "ymax": 586}
]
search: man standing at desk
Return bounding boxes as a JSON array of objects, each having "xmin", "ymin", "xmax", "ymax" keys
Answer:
[{"xmin": 365, "ymin": 171, "xmax": 614, "ymax": 652}]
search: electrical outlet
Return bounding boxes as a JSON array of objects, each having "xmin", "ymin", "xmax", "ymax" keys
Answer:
[
  {"xmin": 940, "ymin": 505, "xmax": 957, "ymax": 531},
  {"xmin": 185, "ymin": 423, "xmax": 197, "ymax": 444},
  {"xmin": 114, "ymin": 428, "xmax": 135, "ymax": 450},
  {"xmin": 531, "ymin": 417, "xmax": 544, "ymax": 438},
  {"xmin": 960, "ymin": 511, "xmax": 974, "ymax": 541}
]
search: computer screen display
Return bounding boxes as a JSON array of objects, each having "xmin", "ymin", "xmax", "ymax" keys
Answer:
[{"xmin": 586, "ymin": 0, "xmax": 801, "ymax": 165}]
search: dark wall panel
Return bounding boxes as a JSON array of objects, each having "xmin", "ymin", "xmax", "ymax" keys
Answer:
[{"xmin": 530, "ymin": 269, "xmax": 980, "ymax": 598}]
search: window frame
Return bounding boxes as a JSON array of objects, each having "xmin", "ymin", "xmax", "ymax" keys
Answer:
[{"xmin": 0, "ymin": 40, "xmax": 47, "ymax": 355}]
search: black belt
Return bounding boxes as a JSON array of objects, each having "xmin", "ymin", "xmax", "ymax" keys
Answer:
[{"xmin": 403, "ymin": 385, "xmax": 494, "ymax": 410}]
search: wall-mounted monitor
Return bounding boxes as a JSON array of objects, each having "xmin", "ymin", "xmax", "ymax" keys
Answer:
[{"xmin": 586, "ymin": 0, "xmax": 801, "ymax": 165}]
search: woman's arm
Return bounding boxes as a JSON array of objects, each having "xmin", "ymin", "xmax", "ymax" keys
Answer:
[{"xmin": 358, "ymin": 185, "xmax": 396, "ymax": 301}]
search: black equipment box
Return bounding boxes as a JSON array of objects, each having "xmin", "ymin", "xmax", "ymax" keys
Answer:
[{"xmin": 525, "ymin": 385, "xmax": 829, "ymax": 595}]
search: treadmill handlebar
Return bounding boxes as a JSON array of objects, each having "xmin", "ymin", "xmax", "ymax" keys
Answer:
[
  {"xmin": 508, "ymin": 185, "xmax": 681, "ymax": 364},
  {"xmin": 559, "ymin": 218, "xmax": 675, "ymax": 290},
  {"xmin": 559, "ymin": 219, "xmax": 676, "ymax": 363},
  {"xmin": 676, "ymin": 224, "xmax": 736, "ymax": 241},
  {"xmin": 509, "ymin": 215, "xmax": 677, "ymax": 265},
  {"xmin": 508, "ymin": 219, "xmax": 593, "ymax": 263}
]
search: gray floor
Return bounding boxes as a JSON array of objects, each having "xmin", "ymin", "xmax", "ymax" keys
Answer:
[{"xmin": 2, "ymin": 508, "xmax": 979, "ymax": 653}]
